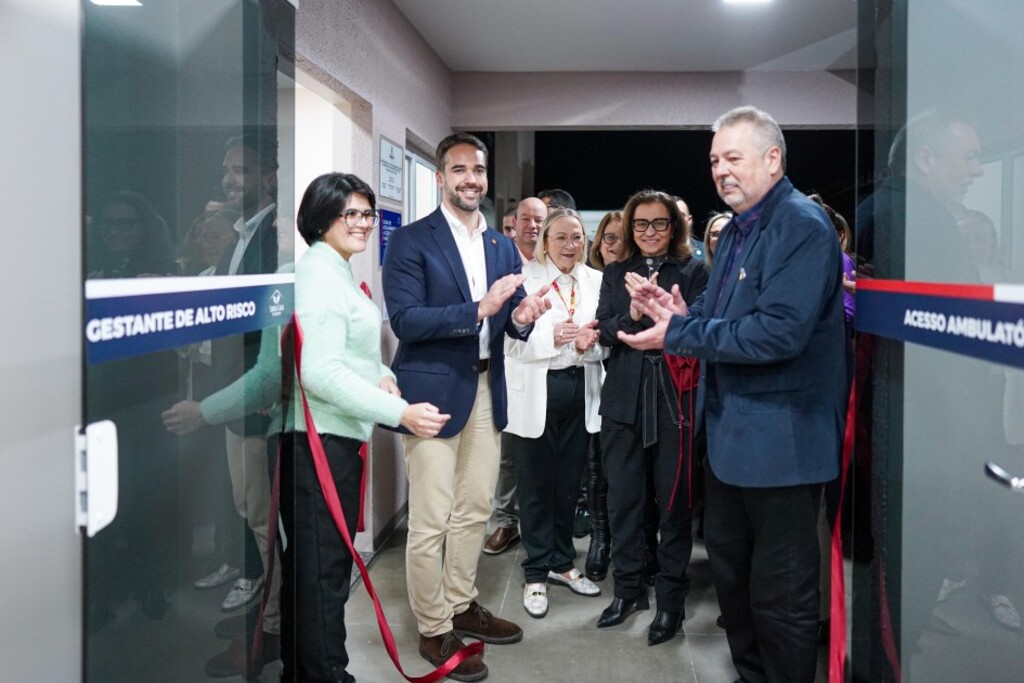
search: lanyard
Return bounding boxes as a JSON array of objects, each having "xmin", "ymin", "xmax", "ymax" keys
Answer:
[{"xmin": 550, "ymin": 276, "xmax": 576, "ymax": 320}]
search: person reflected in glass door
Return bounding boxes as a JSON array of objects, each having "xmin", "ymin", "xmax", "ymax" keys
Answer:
[{"xmin": 86, "ymin": 191, "xmax": 179, "ymax": 631}]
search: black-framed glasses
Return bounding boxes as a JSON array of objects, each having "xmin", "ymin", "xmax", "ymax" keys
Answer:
[
  {"xmin": 340, "ymin": 209, "xmax": 379, "ymax": 227},
  {"xmin": 601, "ymin": 233, "xmax": 620, "ymax": 245},
  {"xmin": 631, "ymin": 218, "xmax": 672, "ymax": 233}
]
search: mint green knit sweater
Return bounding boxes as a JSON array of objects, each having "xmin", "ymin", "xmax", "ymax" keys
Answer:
[{"xmin": 289, "ymin": 241, "xmax": 407, "ymax": 439}]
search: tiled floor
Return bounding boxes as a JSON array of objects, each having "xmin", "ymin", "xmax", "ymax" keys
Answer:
[{"xmin": 342, "ymin": 524, "xmax": 830, "ymax": 682}]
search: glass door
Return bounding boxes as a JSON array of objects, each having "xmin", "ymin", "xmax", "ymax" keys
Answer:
[
  {"xmin": 81, "ymin": 1, "xmax": 294, "ymax": 680},
  {"xmin": 854, "ymin": 1, "xmax": 1024, "ymax": 680}
]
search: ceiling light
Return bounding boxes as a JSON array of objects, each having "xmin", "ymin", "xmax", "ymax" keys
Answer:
[
  {"xmin": 723, "ymin": 0, "xmax": 771, "ymax": 5},
  {"xmin": 89, "ymin": 0, "xmax": 143, "ymax": 6}
]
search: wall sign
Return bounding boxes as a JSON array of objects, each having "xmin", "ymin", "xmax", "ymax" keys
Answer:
[
  {"xmin": 379, "ymin": 136, "xmax": 403, "ymax": 202},
  {"xmin": 379, "ymin": 209, "xmax": 402, "ymax": 266}
]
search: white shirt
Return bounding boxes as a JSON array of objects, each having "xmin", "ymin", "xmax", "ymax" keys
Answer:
[
  {"xmin": 440, "ymin": 203, "xmax": 491, "ymax": 359},
  {"xmin": 544, "ymin": 263, "xmax": 583, "ymax": 371},
  {"xmin": 227, "ymin": 202, "xmax": 276, "ymax": 275}
]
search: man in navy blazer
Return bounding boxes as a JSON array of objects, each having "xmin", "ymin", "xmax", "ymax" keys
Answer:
[
  {"xmin": 383, "ymin": 132, "xmax": 551, "ymax": 682},
  {"xmin": 620, "ymin": 107, "xmax": 845, "ymax": 683}
]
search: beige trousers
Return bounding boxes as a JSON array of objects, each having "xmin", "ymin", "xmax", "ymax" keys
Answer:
[
  {"xmin": 225, "ymin": 430, "xmax": 281, "ymax": 634},
  {"xmin": 403, "ymin": 374, "xmax": 502, "ymax": 637}
]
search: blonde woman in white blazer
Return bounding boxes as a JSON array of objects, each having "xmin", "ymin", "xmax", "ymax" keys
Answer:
[{"xmin": 504, "ymin": 209, "xmax": 608, "ymax": 619}]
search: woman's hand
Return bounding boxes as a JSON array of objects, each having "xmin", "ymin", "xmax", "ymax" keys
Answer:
[
  {"xmin": 553, "ymin": 320, "xmax": 580, "ymax": 347},
  {"xmin": 379, "ymin": 376, "xmax": 402, "ymax": 397},
  {"xmin": 574, "ymin": 320, "xmax": 600, "ymax": 352},
  {"xmin": 625, "ymin": 271, "xmax": 658, "ymax": 321},
  {"xmin": 161, "ymin": 400, "xmax": 207, "ymax": 435},
  {"xmin": 401, "ymin": 403, "xmax": 451, "ymax": 438}
]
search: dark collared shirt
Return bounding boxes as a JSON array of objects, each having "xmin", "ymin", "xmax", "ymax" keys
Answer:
[{"xmin": 713, "ymin": 186, "xmax": 774, "ymax": 315}]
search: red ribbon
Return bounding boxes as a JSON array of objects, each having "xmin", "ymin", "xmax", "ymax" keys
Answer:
[
  {"xmin": 251, "ymin": 314, "xmax": 483, "ymax": 681},
  {"xmin": 828, "ymin": 382, "xmax": 856, "ymax": 683}
]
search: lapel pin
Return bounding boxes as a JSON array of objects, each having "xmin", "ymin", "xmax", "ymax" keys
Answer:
[
  {"xmin": 491, "ymin": 238, "xmax": 497, "ymax": 245},
  {"xmin": 739, "ymin": 267, "xmax": 747, "ymax": 281}
]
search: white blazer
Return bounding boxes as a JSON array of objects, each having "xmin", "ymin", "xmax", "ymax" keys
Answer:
[{"xmin": 504, "ymin": 259, "xmax": 607, "ymax": 438}]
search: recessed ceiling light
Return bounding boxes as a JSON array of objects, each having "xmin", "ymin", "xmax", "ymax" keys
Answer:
[
  {"xmin": 89, "ymin": 0, "xmax": 143, "ymax": 6},
  {"xmin": 723, "ymin": 0, "xmax": 771, "ymax": 5}
]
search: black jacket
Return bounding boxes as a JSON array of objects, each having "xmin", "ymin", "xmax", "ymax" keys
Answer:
[{"xmin": 596, "ymin": 253, "xmax": 708, "ymax": 424}]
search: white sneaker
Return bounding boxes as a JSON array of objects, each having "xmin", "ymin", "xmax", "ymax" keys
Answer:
[
  {"xmin": 548, "ymin": 568, "xmax": 601, "ymax": 596},
  {"xmin": 221, "ymin": 577, "xmax": 264, "ymax": 611},
  {"xmin": 523, "ymin": 583, "xmax": 548, "ymax": 618},
  {"xmin": 989, "ymin": 594, "xmax": 1021, "ymax": 631},
  {"xmin": 936, "ymin": 578, "xmax": 966, "ymax": 603},
  {"xmin": 194, "ymin": 564, "xmax": 240, "ymax": 590}
]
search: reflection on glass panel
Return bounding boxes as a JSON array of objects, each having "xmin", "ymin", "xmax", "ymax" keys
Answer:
[
  {"xmin": 859, "ymin": 1, "xmax": 1024, "ymax": 681},
  {"xmin": 83, "ymin": 1, "xmax": 293, "ymax": 681}
]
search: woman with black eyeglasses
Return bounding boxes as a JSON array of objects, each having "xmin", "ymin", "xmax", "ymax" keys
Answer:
[
  {"xmin": 283, "ymin": 173, "xmax": 449, "ymax": 682},
  {"xmin": 594, "ymin": 189, "xmax": 708, "ymax": 646}
]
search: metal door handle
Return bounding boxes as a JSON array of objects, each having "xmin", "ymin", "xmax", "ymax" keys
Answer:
[{"xmin": 985, "ymin": 462, "xmax": 1024, "ymax": 492}]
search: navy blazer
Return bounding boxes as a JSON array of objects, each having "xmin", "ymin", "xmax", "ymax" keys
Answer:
[
  {"xmin": 382, "ymin": 207, "xmax": 529, "ymax": 438},
  {"xmin": 665, "ymin": 178, "xmax": 846, "ymax": 487}
]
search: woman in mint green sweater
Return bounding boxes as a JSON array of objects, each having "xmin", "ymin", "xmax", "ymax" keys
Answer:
[{"xmin": 284, "ymin": 173, "xmax": 449, "ymax": 682}]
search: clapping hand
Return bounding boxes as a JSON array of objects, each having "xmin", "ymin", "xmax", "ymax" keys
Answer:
[
  {"xmin": 574, "ymin": 320, "xmax": 600, "ymax": 352},
  {"xmin": 513, "ymin": 283, "xmax": 553, "ymax": 326}
]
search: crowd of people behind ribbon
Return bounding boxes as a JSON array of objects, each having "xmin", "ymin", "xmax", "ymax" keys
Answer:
[
  {"xmin": 270, "ymin": 106, "xmax": 856, "ymax": 683},
  {"xmin": 86, "ymin": 104, "xmax": 1018, "ymax": 683}
]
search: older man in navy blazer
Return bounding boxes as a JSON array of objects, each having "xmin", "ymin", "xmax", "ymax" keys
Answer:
[
  {"xmin": 383, "ymin": 132, "xmax": 550, "ymax": 682},
  {"xmin": 620, "ymin": 107, "xmax": 845, "ymax": 683}
]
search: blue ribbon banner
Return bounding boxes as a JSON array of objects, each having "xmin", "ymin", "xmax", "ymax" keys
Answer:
[
  {"xmin": 85, "ymin": 277, "xmax": 294, "ymax": 365},
  {"xmin": 857, "ymin": 285, "xmax": 1024, "ymax": 369}
]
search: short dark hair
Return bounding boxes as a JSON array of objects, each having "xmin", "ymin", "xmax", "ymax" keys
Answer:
[
  {"xmin": 435, "ymin": 132, "xmax": 488, "ymax": 171},
  {"xmin": 503, "ymin": 205, "xmax": 518, "ymax": 218},
  {"xmin": 296, "ymin": 173, "xmax": 376, "ymax": 246},
  {"xmin": 618, "ymin": 189, "xmax": 692, "ymax": 262},
  {"xmin": 538, "ymin": 188, "xmax": 576, "ymax": 210},
  {"xmin": 225, "ymin": 131, "xmax": 279, "ymax": 171}
]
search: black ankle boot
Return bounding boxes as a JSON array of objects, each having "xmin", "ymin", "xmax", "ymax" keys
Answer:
[
  {"xmin": 585, "ymin": 539, "xmax": 609, "ymax": 582},
  {"xmin": 647, "ymin": 609, "xmax": 685, "ymax": 646},
  {"xmin": 596, "ymin": 592, "xmax": 650, "ymax": 628}
]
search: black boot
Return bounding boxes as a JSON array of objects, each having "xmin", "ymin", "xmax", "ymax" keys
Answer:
[
  {"xmin": 647, "ymin": 609, "xmax": 685, "ymax": 646},
  {"xmin": 596, "ymin": 591, "xmax": 650, "ymax": 628},
  {"xmin": 585, "ymin": 436, "xmax": 610, "ymax": 581}
]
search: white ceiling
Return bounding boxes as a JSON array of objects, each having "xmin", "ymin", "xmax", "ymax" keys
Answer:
[{"xmin": 392, "ymin": 0, "xmax": 858, "ymax": 73}]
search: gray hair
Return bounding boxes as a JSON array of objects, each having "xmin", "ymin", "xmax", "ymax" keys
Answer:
[{"xmin": 712, "ymin": 106, "xmax": 787, "ymax": 170}]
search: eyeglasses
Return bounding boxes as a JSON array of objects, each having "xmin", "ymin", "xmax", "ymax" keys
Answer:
[
  {"xmin": 339, "ymin": 209, "xmax": 379, "ymax": 227},
  {"xmin": 631, "ymin": 218, "xmax": 672, "ymax": 233},
  {"xmin": 548, "ymin": 234, "xmax": 585, "ymax": 248},
  {"xmin": 601, "ymin": 234, "xmax": 620, "ymax": 245}
]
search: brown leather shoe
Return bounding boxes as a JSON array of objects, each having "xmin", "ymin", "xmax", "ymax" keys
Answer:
[
  {"xmin": 453, "ymin": 601, "xmax": 523, "ymax": 644},
  {"xmin": 482, "ymin": 526, "xmax": 520, "ymax": 555},
  {"xmin": 418, "ymin": 631, "xmax": 487, "ymax": 682}
]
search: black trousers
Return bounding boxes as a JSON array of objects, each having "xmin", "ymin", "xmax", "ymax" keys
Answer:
[
  {"xmin": 514, "ymin": 367, "xmax": 590, "ymax": 584},
  {"xmin": 280, "ymin": 432, "xmax": 362, "ymax": 683},
  {"xmin": 704, "ymin": 462, "xmax": 822, "ymax": 683},
  {"xmin": 600, "ymin": 376, "xmax": 694, "ymax": 612}
]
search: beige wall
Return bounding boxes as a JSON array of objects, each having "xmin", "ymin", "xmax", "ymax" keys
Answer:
[{"xmin": 453, "ymin": 70, "xmax": 859, "ymax": 130}]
